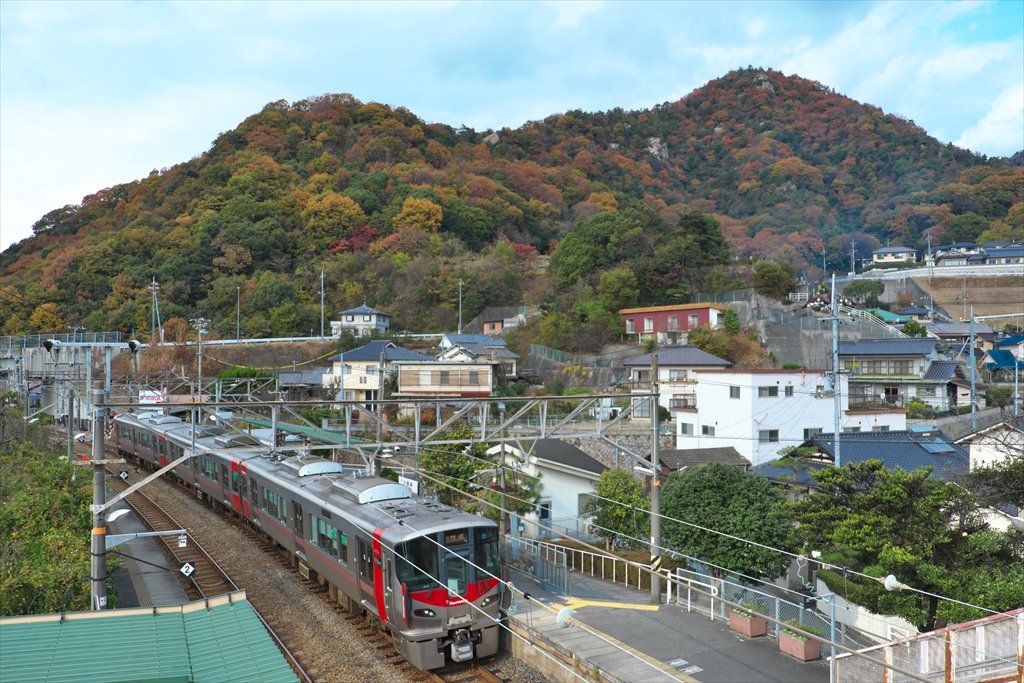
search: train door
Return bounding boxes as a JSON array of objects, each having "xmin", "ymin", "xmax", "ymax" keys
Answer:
[
  {"xmin": 230, "ymin": 460, "xmax": 242, "ymax": 515},
  {"xmin": 384, "ymin": 555, "xmax": 401, "ymax": 629},
  {"xmin": 293, "ymin": 502, "xmax": 304, "ymax": 539}
]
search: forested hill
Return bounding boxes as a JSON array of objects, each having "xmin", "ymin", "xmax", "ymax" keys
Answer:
[{"xmin": 2, "ymin": 67, "xmax": 1021, "ymax": 344}]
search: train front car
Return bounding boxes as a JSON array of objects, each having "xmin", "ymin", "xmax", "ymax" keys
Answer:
[{"xmin": 385, "ymin": 518, "xmax": 502, "ymax": 670}]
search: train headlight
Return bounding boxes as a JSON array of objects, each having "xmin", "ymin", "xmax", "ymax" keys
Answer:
[
  {"xmin": 480, "ymin": 594, "xmax": 497, "ymax": 607},
  {"xmin": 413, "ymin": 608, "xmax": 436, "ymax": 618}
]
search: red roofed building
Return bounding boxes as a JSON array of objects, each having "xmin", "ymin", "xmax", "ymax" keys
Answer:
[{"xmin": 619, "ymin": 303, "xmax": 730, "ymax": 343}]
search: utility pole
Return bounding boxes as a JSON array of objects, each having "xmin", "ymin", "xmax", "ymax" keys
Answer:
[
  {"xmin": 458, "ymin": 279, "xmax": 464, "ymax": 334},
  {"xmin": 1014, "ymin": 357, "xmax": 1020, "ymax": 418},
  {"xmin": 849, "ymin": 240, "xmax": 856, "ymax": 275},
  {"xmin": 236, "ymin": 286, "xmax": 241, "ymax": 341},
  {"xmin": 149, "ymin": 278, "xmax": 162, "ymax": 343},
  {"xmin": 970, "ymin": 307, "xmax": 976, "ymax": 430},
  {"xmin": 649, "ymin": 354, "xmax": 661, "ymax": 606},
  {"xmin": 926, "ymin": 234, "xmax": 933, "ymax": 283},
  {"xmin": 831, "ymin": 274, "xmax": 842, "ymax": 467},
  {"xmin": 498, "ymin": 402, "xmax": 507, "ymax": 537},
  {"xmin": 374, "ymin": 348, "xmax": 385, "ymax": 476},
  {"xmin": 190, "ymin": 318, "xmax": 209, "ymax": 423},
  {"xmin": 90, "ymin": 389, "xmax": 108, "ymax": 610},
  {"xmin": 822, "ymin": 245, "xmax": 827, "ymax": 275},
  {"xmin": 320, "ymin": 270, "xmax": 325, "ymax": 338}
]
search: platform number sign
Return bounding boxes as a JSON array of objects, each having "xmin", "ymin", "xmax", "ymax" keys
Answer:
[
  {"xmin": 179, "ymin": 562, "xmax": 196, "ymax": 578},
  {"xmin": 118, "ymin": 471, "xmax": 129, "ymax": 481}
]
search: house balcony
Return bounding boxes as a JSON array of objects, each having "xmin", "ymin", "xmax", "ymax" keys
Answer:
[{"xmin": 669, "ymin": 396, "xmax": 698, "ymax": 411}]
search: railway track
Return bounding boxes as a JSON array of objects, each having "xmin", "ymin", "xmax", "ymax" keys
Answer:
[
  {"xmin": 106, "ymin": 470, "xmax": 236, "ymax": 599},
  {"xmin": 105, "ymin": 452, "xmax": 506, "ymax": 682}
]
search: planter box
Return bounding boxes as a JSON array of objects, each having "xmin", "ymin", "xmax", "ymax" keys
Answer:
[
  {"xmin": 780, "ymin": 630, "xmax": 820, "ymax": 661},
  {"xmin": 729, "ymin": 610, "xmax": 767, "ymax": 638}
]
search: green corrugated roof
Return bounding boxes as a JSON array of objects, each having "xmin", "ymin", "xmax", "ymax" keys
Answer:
[
  {"xmin": 234, "ymin": 417, "xmax": 367, "ymax": 446},
  {"xmin": 0, "ymin": 592, "xmax": 297, "ymax": 683}
]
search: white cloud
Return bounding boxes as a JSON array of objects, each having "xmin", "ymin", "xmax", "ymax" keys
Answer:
[{"xmin": 955, "ymin": 84, "xmax": 1024, "ymax": 155}]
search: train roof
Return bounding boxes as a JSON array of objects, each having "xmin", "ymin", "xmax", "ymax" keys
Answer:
[{"xmin": 114, "ymin": 412, "xmax": 494, "ymax": 543}]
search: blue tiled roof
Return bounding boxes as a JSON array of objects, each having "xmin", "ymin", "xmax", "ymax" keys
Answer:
[
  {"xmin": 624, "ymin": 345, "xmax": 732, "ymax": 367},
  {"xmin": 450, "ymin": 342, "xmax": 520, "ymax": 359},
  {"xmin": 756, "ymin": 429, "xmax": 969, "ymax": 483},
  {"xmin": 838, "ymin": 338, "xmax": 937, "ymax": 356},
  {"xmin": 985, "ymin": 349, "xmax": 1020, "ymax": 369},
  {"xmin": 986, "ymin": 246, "xmax": 1024, "ymax": 258},
  {"xmin": 896, "ymin": 306, "xmax": 930, "ymax": 316},
  {"xmin": 996, "ymin": 334, "xmax": 1024, "ymax": 347},
  {"xmin": 341, "ymin": 303, "xmax": 388, "ymax": 316},
  {"xmin": 331, "ymin": 340, "xmax": 432, "ymax": 362},
  {"xmin": 444, "ymin": 334, "xmax": 503, "ymax": 346}
]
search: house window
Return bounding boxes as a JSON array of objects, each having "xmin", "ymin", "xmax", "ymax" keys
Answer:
[
  {"xmin": 729, "ymin": 386, "xmax": 740, "ymax": 399},
  {"xmin": 668, "ymin": 316, "xmax": 678, "ymax": 331},
  {"xmin": 758, "ymin": 386, "xmax": 779, "ymax": 398},
  {"xmin": 917, "ymin": 387, "xmax": 936, "ymax": 397},
  {"xmin": 784, "ymin": 386, "xmax": 794, "ymax": 397},
  {"xmin": 669, "ymin": 370, "xmax": 688, "ymax": 382},
  {"xmin": 680, "ymin": 423, "xmax": 693, "ymax": 436},
  {"xmin": 439, "ymin": 370, "xmax": 450, "ymax": 385},
  {"xmin": 758, "ymin": 429, "xmax": 779, "ymax": 443},
  {"xmin": 701, "ymin": 425, "xmax": 715, "ymax": 437},
  {"xmin": 363, "ymin": 314, "xmax": 372, "ymax": 322},
  {"xmin": 419, "ymin": 369, "xmax": 431, "ymax": 386},
  {"xmin": 346, "ymin": 315, "xmax": 354, "ymax": 322},
  {"xmin": 849, "ymin": 426, "xmax": 861, "ymax": 433},
  {"xmin": 469, "ymin": 371, "xmax": 479, "ymax": 385},
  {"xmin": 633, "ymin": 399, "xmax": 650, "ymax": 418},
  {"xmin": 644, "ymin": 317, "xmax": 654, "ymax": 332},
  {"xmin": 688, "ymin": 314, "xmax": 699, "ymax": 327},
  {"xmin": 626, "ymin": 319, "xmax": 635, "ymax": 334},
  {"xmin": 872, "ymin": 425, "xmax": 890, "ymax": 432},
  {"xmin": 803, "ymin": 427, "xmax": 822, "ymax": 440}
]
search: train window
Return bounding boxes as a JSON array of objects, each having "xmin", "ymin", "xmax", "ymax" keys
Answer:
[
  {"xmin": 339, "ymin": 532, "xmax": 347, "ymax": 563},
  {"xmin": 444, "ymin": 530, "xmax": 468, "ymax": 546},
  {"xmin": 220, "ymin": 464, "xmax": 228, "ymax": 487},
  {"xmin": 313, "ymin": 517, "xmax": 339, "ymax": 558},
  {"xmin": 293, "ymin": 503, "xmax": 303, "ymax": 536},
  {"xmin": 474, "ymin": 528, "xmax": 500, "ymax": 580},
  {"xmin": 264, "ymin": 489, "xmax": 287, "ymax": 523},
  {"xmin": 359, "ymin": 541, "xmax": 372, "ymax": 581},
  {"xmin": 250, "ymin": 480, "xmax": 258, "ymax": 505},
  {"xmin": 200, "ymin": 458, "xmax": 218, "ymax": 480},
  {"xmin": 231, "ymin": 469, "xmax": 239, "ymax": 493},
  {"xmin": 397, "ymin": 537, "xmax": 439, "ymax": 592}
]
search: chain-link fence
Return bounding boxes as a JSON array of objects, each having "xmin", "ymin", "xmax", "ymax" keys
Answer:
[{"xmin": 835, "ymin": 608, "xmax": 1023, "ymax": 683}]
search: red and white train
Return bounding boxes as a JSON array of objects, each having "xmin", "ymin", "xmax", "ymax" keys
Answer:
[{"xmin": 113, "ymin": 411, "xmax": 502, "ymax": 670}]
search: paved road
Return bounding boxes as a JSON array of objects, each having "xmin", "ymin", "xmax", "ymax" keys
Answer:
[{"xmin": 515, "ymin": 570, "xmax": 829, "ymax": 683}]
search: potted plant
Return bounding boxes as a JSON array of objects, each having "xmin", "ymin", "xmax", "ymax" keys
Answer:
[
  {"xmin": 779, "ymin": 620, "xmax": 821, "ymax": 661},
  {"xmin": 729, "ymin": 603, "xmax": 767, "ymax": 638}
]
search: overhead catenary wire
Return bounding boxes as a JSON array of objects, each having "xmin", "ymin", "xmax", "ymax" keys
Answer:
[
  {"xmin": 407, "ymin": 466, "xmax": 937, "ymax": 683},
  {"xmin": 406, "ymin": 443, "xmax": 1000, "ymax": 617}
]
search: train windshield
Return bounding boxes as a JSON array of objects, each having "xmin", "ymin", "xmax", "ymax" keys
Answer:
[
  {"xmin": 397, "ymin": 536, "xmax": 439, "ymax": 592},
  {"xmin": 474, "ymin": 527, "xmax": 500, "ymax": 580}
]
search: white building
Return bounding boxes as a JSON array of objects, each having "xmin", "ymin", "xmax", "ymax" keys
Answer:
[
  {"xmin": 675, "ymin": 369, "xmax": 907, "ymax": 467},
  {"xmin": 330, "ymin": 304, "xmax": 390, "ymax": 338},
  {"xmin": 623, "ymin": 345, "xmax": 732, "ymax": 419},
  {"xmin": 486, "ymin": 439, "xmax": 606, "ymax": 539}
]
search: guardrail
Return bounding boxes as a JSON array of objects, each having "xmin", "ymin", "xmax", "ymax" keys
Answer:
[{"xmin": 530, "ymin": 538, "xmax": 651, "ymax": 591}]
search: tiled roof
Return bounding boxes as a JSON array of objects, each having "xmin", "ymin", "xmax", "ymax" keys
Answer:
[
  {"xmin": 873, "ymin": 246, "xmax": 915, "ymax": 254},
  {"xmin": 443, "ymin": 334, "xmax": 504, "ymax": 346},
  {"xmin": 928, "ymin": 321, "xmax": 993, "ymax": 336},
  {"xmin": 922, "ymin": 360, "xmax": 958, "ymax": 381},
  {"xmin": 896, "ymin": 306, "xmax": 930, "ymax": 315},
  {"xmin": 624, "ymin": 345, "xmax": 732, "ymax": 367},
  {"xmin": 0, "ymin": 592, "xmax": 297, "ymax": 683},
  {"xmin": 331, "ymin": 340, "xmax": 433, "ymax": 362},
  {"xmin": 754, "ymin": 429, "xmax": 969, "ymax": 483},
  {"xmin": 533, "ymin": 439, "xmax": 606, "ymax": 475},
  {"xmin": 341, "ymin": 303, "xmax": 388, "ymax": 316},
  {"xmin": 618, "ymin": 303, "xmax": 730, "ymax": 314},
  {"xmin": 660, "ymin": 447, "xmax": 748, "ymax": 470},
  {"xmin": 986, "ymin": 246, "xmax": 1024, "ymax": 258},
  {"xmin": 985, "ymin": 349, "xmax": 1020, "ymax": 369},
  {"xmin": 996, "ymin": 334, "xmax": 1024, "ymax": 347},
  {"xmin": 838, "ymin": 338, "xmax": 937, "ymax": 356},
  {"xmin": 449, "ymin": 342, "xmax": 520, "ymax": 360}
]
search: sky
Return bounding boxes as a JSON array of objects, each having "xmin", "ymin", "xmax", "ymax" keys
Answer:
[{"xmin": 1, "ymin": 0, "xmax": 1022, "ymax": 252}]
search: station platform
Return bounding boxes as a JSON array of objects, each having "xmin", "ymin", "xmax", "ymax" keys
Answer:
[
  {"xmin": 107, "ymin": 504, "xmax": 189, "ymax": 608},
  {"xmin": 507, "ymin": 569, "xmax": 828, "ymax": 683}
]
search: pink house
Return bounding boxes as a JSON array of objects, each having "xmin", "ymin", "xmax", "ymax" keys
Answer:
[{"xmin": 619, "ymin": 304, "xmax": 729, "ymax": 342}]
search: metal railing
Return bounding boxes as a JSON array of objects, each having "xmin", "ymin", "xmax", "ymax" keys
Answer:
[
  {"xmin": 838, "ymin": 305, "xmax": 908, "ymax": 338},
  {"xmin": 529, "ymin": 538, "xmax": 651, "ymax": 591}
]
